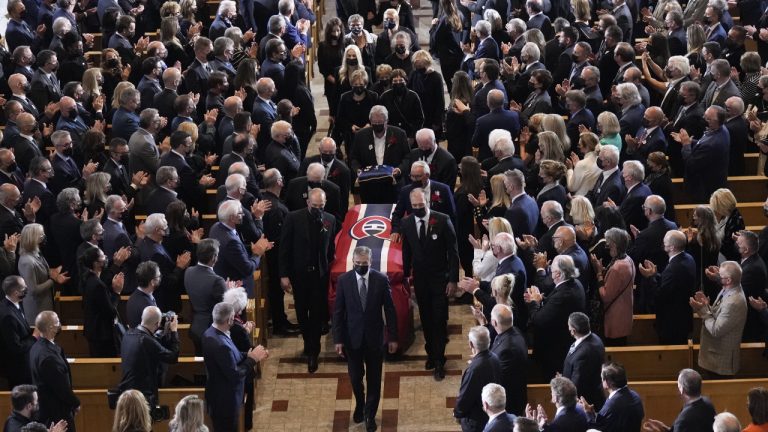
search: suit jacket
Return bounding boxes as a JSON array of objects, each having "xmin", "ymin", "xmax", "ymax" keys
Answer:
[
  {"xmin": 614, "ymin": 3, "xmax": 634, "ymax": 41},
  {"xmin": 483, "ymin": 413, "xmax": 517, "ymax": 432},
  {"xmin": 0, "ymin": 298, "xmax": 35, "ymax": 385},
  {"xmin": 563, "ymin": 333, "xmax": 606, "ymax": 408},
  {"xmin": 741, "ymin": 254, "xmax": 768, "ymax": 341},
  {"xmin": 110, "ymin": 108, "xmax": 140, "ymax": 142},
  {"xmin": 472, "ymin": 80, "xmax": 508, "ymax": 118},
  {"xmin": 48, "ymin": 211, "xmax": 83, "ymax": 289},
  {"xmin": 217, "ymin": 196, "xmax": 264, "ymax": 244},
  {"xmin": 527, "ymin": 14, "xmax": 553, "ymax": 40},
  {"xmin": 490, "ymin": 326, "xmax": 528, "ymax": 414},
  {"xmin": 660, "ymin": 77, "xmax": 688, "ymax": 117},
  {"xmin": 701, "ymin": 79, "xmax": 740, "ymax": 108},
  {"xmin": 586, "ymin": 169, "xmax": 626, "ymax": 209},
  {"xmin": 401, "ymin": 146, "xmax": 458, "ymax": 189},
  {"xmin": 349, "ymin": 126, "xmax": 410, "ymax": 174},
  {"xmin": 552, "ymin": 45, "xmax": 576, "ymax": 88},
  {"xmin": 281, "ymin": 15, "xmax": 308, "ymax": 50},
  {"xmin": 487, "ymin": 156, "xmax": 526, "ymax": 179},
  {"xmin": 725, "ymin": 116, "xmax": 748, "ymax": 176},
  {"xmin": 284, "ymin": 177, "xmax": 343, "ymax": 223},
  {"xmin": 670, "ymin": 397, "xmax": 716, "ymax": 432},
  {"xmin": 184, "ymin": 265, "xmax": 226, "ymax": 342},
  {"xmin": 0, "ymin": 202, "xmax": 27, "ymax": 239},
  {"xmin": 706, "ymin": 23, "xmax": 727, "ymax": 45},
  {"xmin": 626, "ymin": 126, "xmax": 667, "ymax": 163},
  {"xmin": 529, "ymin": 278, "xmax": 586, "ymax": 375},
  {"xmin": 682, "ymin": 126, "xmax": 730, "ymax": 202},
  {"xmin": 698, "ymin": 286, "xmax": 747, "ymax": 375},
  {"xmin": 401, "ymin": 210, "xmax": 459, "ymax": 283},
  {"xmin": 620, "ymin": 183, "xmax": 652, "ymax": 231},
  {"xmin": 476, "ymin": 255, "xmax": 528, "ymax": 330},
  {"xmin": 504, "ymin": 193, "xmax": 538, "ymax": 237},
  {"xmin": 137, "ymin": 76, "xmax": 163, "ymax": 111},
  {"xmin": 201, "ymin": 326, "xmax": 257, "ymax": 419},
  {"xmin": 29, "ymin": 338, "xmax": 80, "ymax": 426},
  {"xmin": 125, "ymin": 289, "xmax": 156, "ymax": 328},
  {"xmin": 251, "ymin": 97, "xmax": 277, "ymax": 151},
  {"xmin": 278, "ymin": 209, "xmax": 336, "ymax": 278},
  {"xmin": 587, "ymin": 386, "xmax": 644, "ymax": 432},
  {"xmin": 160, "ymin": 150, "xmax": 202, "ymax": 209},
  {"xmin": 183, "ymin": 59, "xmax": 212, "ymax": 101},
  {"xmin": 137, "ymin": 237, "xmax": 185, "ymax": 313},
  {"xmin": 128, "ymin": 128, "xmax": 160, "ymax": 176},
  {"xmin": 10, "ymin": 134, "xmax": 43, "ymax": 175},
  {"xmin": 21, "ymin": 179, "xmax": 55, "ymax": 226},
  {"xmin": 153, "ymin": 88, "xmax": 178, "ymax": 122},
  {"xmin": 391, "ymin": 181, "xmax": 457, "ymax": 233},
  {"xmin": 619, "ymin": 104, "xmax": 646, "ymax": 150},
  {"xmin": 29, "ymin": 69, "xmax": 62, "ymax": 112},
  {"xmin": 454, "ymin": 350, "xmax": 503, "ymax": 428},
  {"xmin": 332, "ymin": 269, "xmax": 398, "ymax": 350},
  {"xmin": 566, "ymin": 109, "xmax": 595, "ymax": 151},
  {"xmin": 629, "ymin": 217, "xmax": 678, "ymax": 274},
  {"xmin": 544, "ymin": 404, "xmax": 589, "ymax": 432},
  {"xmin": 298, "ymin": 156, "xmax": 351, "ymax": 218},
  {"xmin": 82, "ymin": 272, "xmax": 119, "ymax": 343},
  {"xmin": 117, "ymin": 325, "xmax": 179, "ymax": 396},
  {"xmin": 475, "ymin": 37, "xmax": 500, "ymax": 61},
  {"xmin": 102, "ymin": 158, "xmax": 136, "ymax": 200},
  {"xmin": 264, "ymin": 139, "xmax": 301, "ymax": 184},
  {"xmin": 507, "ymin": 61, "xmax": 545, "ymax": 105},
  {"xmin": 11, "ymin": 95, "xmax": 41, "ymax": 120},
  {"xmin": 144, "ymin": 187, "xmax": 179, "ymax": 216},
  {"xmin": 471, "ymin": 109, "xmax": 522, "ymax": 162},
  {"xmin": 210, "ymin": 222, "xmax": 261, "ymax": 295},
  {"xmin": 49, "ymin": 153, "xmax": 84, "ymax": 196}
]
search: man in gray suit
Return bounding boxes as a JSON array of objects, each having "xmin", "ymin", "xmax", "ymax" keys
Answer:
[
  {"xmin": 700, "ymin": 59, "xmax": 740, "ymax": 109},
  {"xmin": 128, "ymin": 108, "xmax": 166, "ymax": 176},
  {"xmin": 690, "ymin": 261, "xmax": 748, "ymax": 377},
  {"xmin": 185, "ymin": 238, "xmax": 233, "ymax": 355}
]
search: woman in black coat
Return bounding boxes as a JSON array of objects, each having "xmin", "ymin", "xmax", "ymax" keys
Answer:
[
  {"xmin": 409, "ymin": 51, "xmax": 445, "ymax": 140},
  {"xmin": 318, "ymin": 18, "xmax": 345, "ymax": 118},
  {"xmin": 445, "ymin": 71, "xmax": 476, "ymax": 161},
  {"xmin": 378, "ymin": 69, "xmax": 424, "ymax": 141},
  {"xmin": 535, "ymin": 160, "xmax": 568, "ymax": 209},
  {"xmin": 284, "ymin": 61, "xmax": 317, "ymax": 160},
  {"xmin": 644, "ymin": 152, "xmax": 677, "ymax": 222},
  {"xmin": 433, "ymin": 0, "xmax": 464, "ymax": 91},
  {"xmin": 164, "ymin": 201, "xmax": 202, "ymax": 267},
  {"xmin": 334, "ymin": 70, "xmax": 379, "ymax": 160},
  {"xmin": 81, "ymin": 247, "xmax": 123, "ymax": 357},
  {"xmin": 454, "ymin": 157, "xmax": 484, "ymax": 277}
]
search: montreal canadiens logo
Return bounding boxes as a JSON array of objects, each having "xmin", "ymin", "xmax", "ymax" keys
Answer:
[{"xmin": 350, "ymin": 216, "xmax": 392, "ymax": 240}]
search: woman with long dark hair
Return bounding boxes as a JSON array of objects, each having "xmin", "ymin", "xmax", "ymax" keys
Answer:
[
  {"xmin": 454, "ymin": 156, "xmax": 484, "ymax": 276},
  {"xmin": 234, "ymin": 58, "xmax": 260, "ymax": 112},
  {"xmin": 165, "ymin": 200, "xmax": 203, "ymax": 266},
  {"xmin": 432, "ymin": 0, "xmax": 463, "ymax": 91},
  {"xmin": 318, "ymin": 18, "xmax": 345, "ymax": 120},
  {"xmin": 445, "ymin": 71, "xmax": 475, "ymax": 161},
  {"xmin": 686, "ymin": 205, "xmax": 721, "ymax": 300}
]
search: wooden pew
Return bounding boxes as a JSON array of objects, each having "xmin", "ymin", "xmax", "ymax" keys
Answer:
[
  {"xmin": 676, "ymin": 202, "xmax": 766, "ymax": 228},
  {"xmin": 56, "ymin": 294, "xmax": 192, "ymax": 325},
  {"xmin": 68, "ymin": 357, "xmax": 205, "ymax": 389},
  {"xmin": 693, "ymin": 342, "xmax": 768, "ymax": 379},
  {"xmin": 604, "ymin": 344, "xmax": 692, "ymax": 381},
  {"xmin": 0, "ymin": 388, "xmax": 205, "ymax": 432},
  {"xmin": 628, "ymin": 314, "xmax": 703, "ymax": 345},
  {"xmin": 672, "ymin": 176, "xmax": 768, "ymax": 205},
  {"xmin": 57, "ymin": 324, "xmax": 197, "ymax": 356}
]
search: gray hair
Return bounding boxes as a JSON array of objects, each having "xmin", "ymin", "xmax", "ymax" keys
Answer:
[
  {"xmin": 677, "ymin": 368, "xmax": 702, "ymax": 397},
  {"xmin": 268, "ymin": 15, "xmax": 286, "ymax": 34},
  {"xmin": 507, "ymin": 18, "xmax": 526, "ymax": 34},
  {"xmin": 664, "ymin": 230, "xmax": 687, "ymax": 251},
  {"xmin": 542, "ymin": 200, "xmax": 564, "ymax": 221},
  {"xmin": 369, "ymin": 105, "xmax": 389, "ymax": 122},
  {"xmin": 726, "ymin": 96, "xmax": 745, "ymax": 116},
  {"xmin": 52, "ymin": 17, "xmax": 71, "ymax": 36},
  {"xmin": 144, "ymin": 213, "xmax": 167, "ymax": 234},
  {"xmin": 212, "ymin": 302, "xmax": 235, "ymax": 324},
  {"xmin": 490, "ymin": 304, "xmax": 513, "ymax": 329},
  {"xmin": 277, "ymin": 0, "xmax": 294, "ymax": 14},
  {"xmin": 494, "ymin": 232, "xmax": 517, "ymax": 256},
  {"xmin": 156, "ymin": 165, "xmax": 177, "ymax": 186},
  {"xmin": 720, "ymin": 260, "xmax": 743, "ymax": 285},
  {"xmin": 520, "ymin": 42, "xmax": 540, "ymax": 61},
  {"xmin": 645, "ymin": 194, "xmax": 667, "ymax": 215},
  {"xmin": 141, "ymin": 306, "xmax": 162, "ymax": 327},
  {"xmin": 390, "ymin": 31, "xmax": 412, "ymax": 50},
  {"xmin": 224, "ymin": 27, "xmax": 243, "ymax": 45},
  {"xmin": 552, "ymin": 254, "xmax": 579, "ymax": 280},
  {"xmin": 306, "ymin": 163, "xmax": 325, "ymax": 181},
  {"xmin": 119, "ymin": 88, "xmax": 140, "ymax": 107},
  {"xmin": 56, "ymin": 188, "xmax": 81, "ymax": 213},
  {"xmin": 223, "ymin": 287, "xmax": 248, "ymax": 314},
  {"xmin": 711, "ymin": 59, "xmax": 731, "ymax": 78},
  {"xmin": 105, "ymin": 195, "xmax": 124, "ymax": 215},
  {"xmin": 410, "ymin": 160, "xmax": 431, "ymax": 176},
  {"xmin": 504, "ymin": 169, "xmax": 525, "ymax": 189},
  {"xmin": 605, "ymin": 228, "xmax": 631, "ymax": 256},
  {"xmin": 217, "ymin": 0, "xmax": 236, "ymax": 15},
  {"xmin": 79, "ymin": 219, "xmax": 102, "ymax": 241},
  {"xmin": 468, "ymin": 325, "xmax": 491, "ymax": 351},
  {"xmin": 550, "ymin": 376, "xmax": 578, "ymax": 407},
  {"xmin": 475, "ymin": 20, "xmax": 492, "ymax": 37},
  {"xmin": 713, "ymin": 413, "xmax": 742, "ymax": 432},
  {"xmin": 667, "ymin": 55, "xmax": 691, "ymax": 76},
  {"xmin": 50, "ymin": 130, "xmax": 71, "ymax": 146},
  {"xmin": 622, "ymin": 160, "xmax": 645, "ymax": 182},
  {"xmin": 583, "ymin": 65, "xmax": 600, "ymax": 82},
  {"xmin": 139, "ymin": 108, "xmax": 159, "ymax": 128},
  {"xmin": 225, "ymin": 173, "xmax": 246, "ymax": 194},
  {"xmin": 263, "ymin": 168, "xmax": 282, "ymax": 189},
  {"xmin": 489, "ymin": 129, "xmax": 514, "ymax": 156},
  {"xmin": 196, "ymin": 238, "xmax": 219, "ymax": 265},
  {"xmin": 568, "ymin": 311, "xmax": 590, "ymax": 336},
  {"xmin": 600, "ymin": 145, "xmax": 620, "ymax": 166},
  {"xmin": 213, "ymin": 36, "xmax": 234, "ymax": 57},
  {"xmin": 616, "ymin": 82, "xmax": 642, "ymax": 106},
  {"xmin": 353, "ymin": 246, "xmax": 372, "ymax": 260},
  {"xmin": 481, "ymin": 383, "xmax": 507, "ymax": 412},
  {"xmin": 217, "ymin": 199, "xmax": 241, "ymax": 222}
]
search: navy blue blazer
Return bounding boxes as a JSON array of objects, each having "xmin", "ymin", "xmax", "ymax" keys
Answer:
[
  {"xmin": 627, "ymin": 127, "xmax": 667, "ymax": 162},
  {"xmin": 563, "ymin": 332, "xmax": 606, "ymax": 409},
  {"xmin": 472, "ymin": 80, "xmax": 508, "ymax": 118},
  {"xmin": 620, "ymin": 183, "xmax": 652, "ymax": 231},
  {"xmin": 619, "ymin": 104, "xmax": 646, "ymax": 148},
  {"xmin": 201, "ymin": 326, "xmax": 257, "ymax": 420},
  {"xmin": 566, "ymin": 109, "xmax": 595, "ymax": 152},
  {"xmin": 671, "ymin": 397, "xmax": 716, "ymax": 431},
  {"xmin": 208, "ymin": 15, "xmax": 233, "ymax": 41},
  {"xmin": 544, "ymin": 404, "xmax": 589, "ymax": 432},
  {"xmin": 476, "ymin": 254, "xmax": 528, "ymax": 330},
  {"xmin": 210, "ymin": 222, "xmax": 261, "ymax": 296},
  {"xmin": 454, "ymin": 350, "xmax": 503, "ymax": 427},
  {"xmin": 682, "ymin": 126, "xmax": 730, "ymax": 203},
  {"xmin": 282, "ymin": 16, "xmax": 308, "ymax": 49},
  {"xmin": 707, "ymin": 23, "xmax": 727, "ymax": 46},
  {"xmin": 489, "ymin": 326, "xmax": 527, "ymax": 415},
  {"xmin": 527, "ymin": 14, "xmax": 553, "ymax": 40},
  {"xmin": 483, "ymin": 412, "xmax": 517, "ymax": 432},
  {"xmin": 476, "ymin": 37, "xmax": 500, "ymax": 61},
  {"xmin": 586, "ymin": 169, "xmax": 626, "ymax": 209},
  {"xmin": 653, "ymin": 251, "xmax": 696, "ymax": 343},
  {"xmin": 5, "ymin": 19, "xmax": 42, "ymax": 53},
  {"xmin": 472, "ymin": 108, "xmax": 522, "ymax": 162},
  {"xmin": 588, "ymin": 386, "xmax": 644, "ymax": 432},
  {"xmin": 391, "ymin": 181, "xmax": 457, "ymax": 233},
  {"xmin": 111, "ymin": 108, "xmax": 140, "ymax": 141},
  {"xmin": 504, "ymin": 193, "xmax": 538, "ymax": 237},
  {"xmin": 332, "ymin": 269, "xmax": 398, "ymax": 350},
  {"xmin": 29, "ymin": 338, "xmax": 79, "ymax": 427}
]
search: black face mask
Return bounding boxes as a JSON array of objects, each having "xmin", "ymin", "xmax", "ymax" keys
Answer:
[
  {"xmin": 596, "ymin": 158, "xmax": 604, "ymax": 169},
  {"xmin": 412, "ymin": 207, "xmax": 426, "ymax": 218},
  {"xmin": 724, "ymin": 39, "xmax": 740, "ymax": 50},
  {"xmin": 18, "ymin": 288, "xmax": 27, "ymax": 299},
  {"xmin": 421, "ymin": 148, "xmax": 432, "ymax": 158},
  {"xmin": 105, "ymin": 58, "xmax": 120, "ymax": 69},
  {"xmin": 379, "ymin": 78, "xmax": 391, "ymax": 88},
  {"xmin": 677, "ymin": 94, "xmax": 687, "ymax": 105},
  {"xmin": 571, "ymin": 53, "xmax": 580, "ymax": 63},
  {"xmin": 372, "ymin": 123, "xmax": 385, "ymax": 134},
  {"xmin": 67, "ymin": 110, "xmax": 78, "ymax": 120},
  {"xmin": 702, "ymin": 17, "xmax": 712, "ymax": 25},
  {"xmin": 119, "ymin": 155, "xmax": 130, "ymax": 166},
  {"xmin": 412, "ymin": 179, "xmax": 425, "ymax": 188},
  {"xmin": 384, "ymin": 20, "xmax": 396, "ymax": 30},
  {"xmin": 320, "ymin": 153, "xmax": 335, "ymax": 164},
  {"xmin": 394, "ymin": 45, "xmax": 406, "ymax": 55},
  {"xmin": 641, "ymin": 118, "xmax": 651, "ymax": 128},
  {"xmin": 308, "ymin": 181, "xmax": 322, "ymax": 189},
  {"xmin": 352, "ymin": 85, "xmax": 365, "ymax": 95},
  {"xmin": 351, "ymin": 27, "xmax": 363, "ymax": 36},
  {"xmin": 22, "ymin": 82, "xmax": 31, "ymax": 93},
  {"xmin": 346, "ymin": 58, "xmax": 359, "ymax": 67},
  {"xmin": 392, "ymin": 83, "xmax": 406, "ymax": 95},
  {"xmin": 528, "ymin": 81, "xmax": 536, "ymax": 89},
  {"xmin": 354, "ymin": 264, "xmax": 369, "ymax": 275},
  {"xmin": 62, "ymin": 148, "xmax": 73, "ymax": 157},
  {"xmin": 310, "ymin": 207, "xmax": 323, "ymax": 219},
  {"xmin": 7, "ymin": 162, "xmax": 17, "ymax": 172},
  {"xmin": 19, "ymin": 10, "xmax": 26, "ymax": 19}
]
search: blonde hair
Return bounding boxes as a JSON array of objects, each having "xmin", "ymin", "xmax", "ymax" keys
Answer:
[
  {"xmin": 375, "ymin": 63, "xmax": 393, "ymax": 80},
  {"xmin": 539, "ymin": 159, "xmax": 567, "ymax": 181},
  {"xmin": 411, "ymin": 50, "xmax": 434, "ymax": 68},
  {"xmin": 112, "ymin": 82, "xmax": 136, "ymax": 110},
  {"xmin": 572, "ymin": 0, "xmax": 590, "ymax": 20},
  {"xmin": 537, "ymin": 131, "xmax": 566, "ymax": 162},
  {"xmin": 84, "ymin": 172, "xmax": 111, "ymax": 205},
  {"xmin": 579, "ymin": 132, "xmax": 600, "ymax": 154},
  {"xmin": 339, "ymin": 45, "xmax": 364, "ymax": 83},
  {"xmin": 489, "ymin": 174, "xmax": 511, "ymax": 209},
  {"xmin": 541, "ymin": 114, "xmax": 570, "ymax": 155},
  {"xmin": 487, "ymin": 217, "xmax": 513, "ymax": 239},
  {"xmin": 82, "ymin": 68, "xmax": 102, "ymax": 97},
  {"xmin": 709, "ymin": 188, "xmax": 737, "ymax": 220},
  {"xmin": 490, "ymin": 274, "xmax": 515, "ymax": 306},
  {"xmin": 112, "ymin": 390, "xmax": 151, "ymax": 432},
  {"xmin": 597, "ymin": 111, "xmax": 621, "ymax": 136},
  {"xmin": 350, "ymin": 68, "xmax": 369, "ymax": 86},
  {"xmin": 19, "ymin": 223, "xmax": 44, "ymax": 255},
  {"xmin": 570, "ymin": 196, "xmax": 595, "ymax": 225},
  {"xmin": 176, "ymin": 121, "xmax": 199, "ymax": 145},
  {"xmin": 168, "ymin": 395, "xmax": 208, "ymax": 432}
]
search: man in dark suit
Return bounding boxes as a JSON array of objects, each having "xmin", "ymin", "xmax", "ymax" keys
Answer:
[
  {"xmin": 126, "ymin": 261, "xmax": 161, "ymax": 328},
  {"xmin": 400, "ymin": 188, "xmax": 458, "ymax": 380},
  {"xmin": 552, "ymin": 27, "xmax": 578, "ymax": 86},
  {"xmin": 160, "ymin": 131, "xmax": 215, "ymax": 211},
  {"xmin": 9, "ymin": 113, "xmax": 44, "ymax": 176},
  {"xmin": 616, "ymin": 161, "xmax": 652, "ymax": 231},
  {"xmin": 480, "ymin": 383, "xmax": 517, "ymax": 432},
  {"xmin": 2, "ymin": 384, "xmax": 40, "ymax": 430},
  {"xmin": 724, "ymin": 96, "xmax": 749, "ymax": 176},
  {"xmin": 263, "ymin": 120, "xmax": 301, "ymax": 185},
  {"xmin": 0, "ymin": 149, "xmax": 26, "ymax": 193},
  {"xmin": 658, "ymin": 57, "xmax": 690, "ymax": 117},
  {"xmin": 502, "ymin": 169, "xmax": 538, "ymax": 238},
  {"xmin": 144, "ymin": 166, "xmax": 181, "ymax": 216},
  {"xmin": 700, "ymin": 60, "xmax": 740, "ymax": 109},
  {"xmin": 28, "ymin": 50, "xmax": 63, "ymax": 111},
  {"xmin": 103, "ymin": 138, "xmax": 148, "ymax": 202},
  {"xmin": 624, "ymin": 107, "xmax": 668, "ymax": 163},
  {"xmin": 21, "ymin": 157, "xmax": 56, "ymax": 226},
  {"xmin": 219, "ymin": 173, "xmax": 266, "ymax": 244},
  {"xmin": 485, "ymin": 131, "xmax": 526, "ymax": 179},
  {"xmin": 279, "ymin": 189, "xmax": 336, "ymax": 372},
  {"xmin": 563, "ymin": 312, "xmax": 606, "ymax": 411},
  {"xmin": 137, "ymin": 214, "xmax": 191, "ymax": 313},
  {"xmin": 284, "ymin": 163, "xmax": 343, "ymax": 224},
  {"xmin": 251, "ymin": 78, "xmax": 278, "ymax": 156},
  {"xmin": 402, "ymin": 128, "xmax": 458, "ymax": 189},
  {"xmin": 390, "ymin": 161, "xmax": 456, "ymax": 236},
  {"xmin": 28, "ymin": 311, "xmax": 80, "ymax": 431},
  {"xmin": 183, "ymin": 37, "xmax": 214, "ymax": 116},
  {"xmin": 185, "ymin": 239, "xmax": 228, "ymax": 354},
  {"xmin": 473, "ymin": 20, "xmax": 500, "ymax": 62},
  {"xmin": 665, "ymin": 81, "xmax": 707, "ymax": 177},
  {"xmin": 202, "ymin": 302, "xmax": 268, "ymax": 432},
  {"xmin": 488, "ymin": 304, "xmax": 527, "ymax": 415},
  {"xmin": 666, "ymin": 12, "xmax": 688, "ymax": 55},
  {"xmin": 0, "ymin": 276, "xmax": 36, "ymax": 388},
  {"xmin": 643, "ymin": 369, "xmax": 716, "ymax": 432},
  {"xmin": 471, "ymin": 90, "xmax": 522, "ymax": 162},
  {"xmin": 218, "ymin": 123, "xmax": 262, "ymax": 197},
  {"xmin": 540, "ymin": 376, "xmax": 589, "ymax": 430},
  {"xmin": 564, "ymin": 89, "xmax": 596, "ymax": 152},
  {"xmin": 674, "ymin": 105, "xmax": 730, "ymax": 203},
  {"xmin": 586, "ymin": 145, "xmax": 626, "ymax": 209},
  {"xmin": 733, "ymin": 231, "xmax": 768, "ymax": 342},
  {"xmin": 48, "ymin": 131, "xmax": 91, "ymax": 196},
  {"xmin": 154, "ymin": 68, "xmax": 181, "ymax": 125},
  {"xmin": 333, "ymin": 246, "xmax": 398, "ymax": 431},
  {"xmin": 0, "ymin": 184, "xmax": 36, "ymax": 240},
  {"xmin": 454, "ymin": 326, "xmax": 502, "ymax": 432},
  {"xmin": 612, "ymin": 0, "xmax": 634, "ymax": 42},
  {"xmin": 111, "ymin": 89, "xmax": 141, "ymax": 142},
  {"xmin": 471, "ymin": 60, "xmax": 508, "ymax": 119},
  {"xmin": 117, "ymin": 305, "xmax": 180, "ymax": 400},
  {"xmin": 299, "ymin": 137, "xmax": 351, "ymax": 219},
  {"xmin": 579, "ymin": 362, "xmax": 644, "ymax": 432},
  {"xmin": 209, "ymin": 200, "xmax": 272, "ymax": 298},
  {"xmin": 530, "ymin": 225, "xmax": 590, "ymax": 296},
  {"xmin": 525, "ymin": 255, "xmax": 586, "ymax": 379},
  {"xmin": 526, "ymin": 0, "xmax": 553, "ymax": 39}
]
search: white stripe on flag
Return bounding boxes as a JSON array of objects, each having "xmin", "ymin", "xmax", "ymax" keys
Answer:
[{"xmin": 345, "ymin": 204, "xmax": 367, "ymax": 272}]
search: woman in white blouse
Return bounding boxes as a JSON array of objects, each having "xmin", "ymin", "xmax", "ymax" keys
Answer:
[
  {"xmin": 565, "ymin": 131, "xmax": 602, "ymax": 196},
  {"xmin": 469, "ymin": 217, "xmax": 513, "ymax": 282}
]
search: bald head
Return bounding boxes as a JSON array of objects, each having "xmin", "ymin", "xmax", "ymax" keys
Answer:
[
  {"xmin": 663, "ymin": 230, "xmax": 687, "ymax": 253},
  {"xmin": 16, "ymin": 112, "xmax": 35, "ymax": 133},
  {"xmin": 59, "ymin": 96, "xmax": 76, "ymax": 113},
  {"xmin": 0, "ymin": 183, "xmax": 21, "ymax": 208},
  {"xmin": 644, "ymin": 106, "xmax": 664, "ymax": 128},
  {"xmin": 306, "ymin": 163, "xmax": 325, "ymax": 182},
  {"xmin": 555, "ymin": 225, "xmax": 576, "ymax": 251},
  {"xmin": 490, "ymin": 304, "xmax": 513, "ymax": 332},
  {"xmin": 223, "ymin": 96, "xmax": 243, "ymax": 116},
  {"xmin": 35, "ymin": 311, "xmax": 60, "ymax": 338},
  {"xmin": 162, "ymin": 67, "xmax": 181, "ymax": 88},
  {"xmin": 319, "ymin": 137, "xmax": 336, "ymax": 153},
  {"xmin": 256, "ymin": 78, "xmax": 276, "ymax": 97},
  {"xmin": 487, "ymin": 89, "xmax": 505, "ymax": 110},
  {"xmin": 8, "ymin": 74, "xmax": 27, "ymax": 95}
]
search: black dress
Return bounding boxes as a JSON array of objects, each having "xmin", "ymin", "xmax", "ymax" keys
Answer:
[
  {"xmin": 288, "ymin": 84, "xmax": 317, "ymax": 160},
  {"xmin": 333, "ymin": 90, "xmax": 379, "ymax": 159},
  {"xmin": 433, "ymin": 16, "xmax": 463, "ymax": 91},
  {"xmin": 644, "ymin": 171, "xmax": 676, "ymax": 221},
  {"xmin": 445, "ymin": 108, "xmax": 476, "ymax": 161},
  {"xmin": 408, "ymin": 69, "xmax": 445, "ymax": 139},
  {"xmin": 317, "ymin": 41, "xmax": 345, "ymax": 116},
  {"xmin": 455, "ymin": 189, "xmax": 478, "ymax": 276}
]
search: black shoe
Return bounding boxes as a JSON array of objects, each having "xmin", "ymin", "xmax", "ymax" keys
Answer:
[
  {"xmin": 434, "ymin": 364, "xmax": 445, "ymax": 381},
  {"xmin": 424, "ymin": 359, "xmax": 435, "ymax": 370},
  {"xmin": 454, "ymin": 292, "xmax": 475, "ymax": 304},
  {"xmin": 353, "ymin": 406, "xmax": 364, "ymax": 423},
  {"xmin": 273, "ymin": 325, "xmax": 300, "ymax": 336},
  {"xmin": 284, "ymin": 321, "xmax": 300, "ymax": 331},
  {"xmin": 321, "ymin": 323, "xmax": 330, "ymax": 335},
  {"xmin": 308, "ymin": 356, "xmax": 318, "ymax": 373},
  {"xmin": 366, "ymin": 417, "xmax": 377, "ymax": 431}
]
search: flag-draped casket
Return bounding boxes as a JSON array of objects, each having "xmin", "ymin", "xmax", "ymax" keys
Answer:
[{"xmin": 328, "ymin": 204, "xmax": 414, "ymax": 351}]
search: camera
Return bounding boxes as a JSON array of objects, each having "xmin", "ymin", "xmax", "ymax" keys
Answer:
[
  {"xmin": 149, "ymin": 404, "xmax": 170, "ymax": 422},
  {"xmin": 160, "ymin": 311, "xmax": 176, "ymax": 328}
]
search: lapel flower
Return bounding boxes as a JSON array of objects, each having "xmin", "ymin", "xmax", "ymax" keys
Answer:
[
  {"xmin": 431, "ymin": 191, "xmax": 441, "ymax": 203},
  {"xmin": 322, "ymin": 219, "xmax": 332, "ymax": 232},
  {"xmin": 428, "ymin": 217, "xmax": 438, "ymax": 226},
  {"xmin": 387, "ymin": 135, "xmax": 398, "ymax": 147},
  {"xmin": 330, "ymin": 168, "xmax": 340, "ymax": 178}
]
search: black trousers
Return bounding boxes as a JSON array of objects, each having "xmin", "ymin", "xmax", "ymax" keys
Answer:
[
  {"xmin": 266, "ymin": 250, "xmax": 289, "ymax": 327},
  {"xmin": 211, "ymin": 414, "xmax": 238, "ymax": 432},
  {"xmin": 346, "ymin": 340, "xmax": 384, "ymax": 419},
  {"xmin": 292, "ymin": 270, "xmax": 328, "ymax": 356},
  {"xmin": 413, "ymin": 275, "xmax": 449, "ymax": 366}
]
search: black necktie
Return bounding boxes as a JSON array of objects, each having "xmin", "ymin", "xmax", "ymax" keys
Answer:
[
  {"xmin": 419, "ymin": 219, "xmax": 425, "ymax": 242},
  {"xmin": 359, "ymin": 278, "xmax": 367, "ymax": 310}
]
